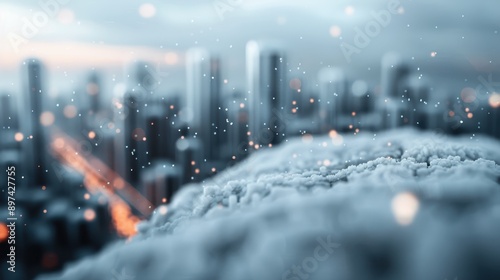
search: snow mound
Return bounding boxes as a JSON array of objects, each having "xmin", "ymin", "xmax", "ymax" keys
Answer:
[{"xmin": 40, "ymin": 128, "xmax": 500, "ymax": 280}]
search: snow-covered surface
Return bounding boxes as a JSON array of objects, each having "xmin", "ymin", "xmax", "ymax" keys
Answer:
[{"xmin": 40, "ymin": 128, "xmax": 500, "ymax": 280}]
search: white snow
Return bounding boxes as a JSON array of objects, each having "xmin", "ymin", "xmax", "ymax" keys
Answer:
[{"xmin": 39, "ymin": 128, "xmax": 500, "ymax": 280}]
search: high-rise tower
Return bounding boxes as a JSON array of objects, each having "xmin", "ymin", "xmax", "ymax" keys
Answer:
[
  {"xmin": 22, "ymin": 59, "xmax": 48, "ymax": 186},
  {"xmin": 246, "ymin": 41, "xmax": 287, "ymax": 147},
  {"xmin": 186, "ymin": 48, "xmax": 222, "ymax": 160}
]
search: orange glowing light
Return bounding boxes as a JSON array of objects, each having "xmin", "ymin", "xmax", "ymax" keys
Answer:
[
  {"xmin": 392, "ymin": 192, "xmax": 419, "ymax": 226},
  {"xmin": 158, "ymin": 205, "xmax": 168, "ymax": 215},
  {"xmin": 467, "ymin": 112, "xmax": 473, "ymax": 119},
  {"xmin": 40, "ymin": 112, "xmax": 55, "ymax": 126},
  {"xmin": 84, "ymin": 209, "xmax": 96, "ymax": 221},
  {"xmin": 63, "ymin": 105, "xmax": 78, "ymax": 118},
  {"xmin": 88, "ymin": 131, "xmax": 96, "ymax": 139},
  {"xmin": 113, "ymin": 178, "xmax": 125, "ymax": 190},
  {"xmin": 489, "ymin": 93, "xmax": 500, "ymax": 108},
  {"xmin": 14, "ymin": 132, "xmax": 24, "ymax": 142},
  {"xmin": 0, "ymin": 223, "xmax": 8, "ymax": 242},
  {"xmin": 53, "ymin": 138, "xmax": 65, "ymax": 149},
  {"xmin": 51, "ymin": 129, "xmax": 152, "ymax": 237},
  {"xmin": 329, "ymin": 130, "xmax": 338, "ymax": 138}
]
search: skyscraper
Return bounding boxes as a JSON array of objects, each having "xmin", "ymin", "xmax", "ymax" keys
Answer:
[
  {"xmin": 175, "ymin": 137, "xmax": 203, "ymax": 184},
  {"xmin": 86, "ymin": 71, "xmax": 102, "ymax": 115},
  {"xmin": 186, "ymin": 48, "xmax": 222, "ymax": 160},
  {"xmin": 0, "ymin": 94, "xmax": 20, "ymax": 150},
  {"xmin": 318, "ymin": 68, "xmax": 347, "ymax": 132},
  {"xmin": 141, "ymin": 161, "xmax": 181, "ymax": 207},
  {"xmin": 407, "ymin": 77, "xmax": 430, "ymax": 129},
  {"xmin": 246, "ymin": 41, "xmax": 287, "ymax": 147},
  {"xmin": 224, "ymin": 91, "xmax": 249, "ymax": 160},
  {"xmin": 22, "ymin": 58, "xmax": 48, "ymax": 186},
  {"xmin": 380, "ymin": 53, "xmax": 411, "ymax": 129},
  {"xmin": 113, "ymin": 88, "xmax": 144, "ymax": 185}
]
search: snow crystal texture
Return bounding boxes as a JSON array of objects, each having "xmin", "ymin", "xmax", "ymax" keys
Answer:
[{"xmin": 40, "ymin": 128, "xmax": 500, "ymax": 280}]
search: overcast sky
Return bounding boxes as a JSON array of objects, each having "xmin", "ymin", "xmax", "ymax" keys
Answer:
[{"xmin": 0, "ymin": 0, "xmax": 499, "ymax": 96}]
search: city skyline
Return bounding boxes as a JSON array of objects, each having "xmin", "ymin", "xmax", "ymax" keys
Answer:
[
  {"xmin": 1, "ymin": 0, "xmax": 499, "ymax": 94},
  {"xmin": 1, "ymin": 2, "xmax": 500, "ymax": 279}
]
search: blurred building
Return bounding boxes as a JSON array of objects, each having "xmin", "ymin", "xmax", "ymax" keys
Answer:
[
  {"xmin": 186, "ymin": 48, "xmax": 223, "ymax": 160},
  {"xmin": 246, "ymin": 41, "xmax": 288, "ymax": 147},
  {"xmin": 380, "ymin": 53, "xmax": 411, "ymax": 129}
]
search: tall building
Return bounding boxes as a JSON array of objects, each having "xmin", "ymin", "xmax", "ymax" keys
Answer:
[
  {"xmin": 318, "ymin": 68, "xmax": 347, "ymax": 131},
  {"xmin": 224, "ymin": 91, "xmax": 249, "ymax": 160},
  {"xmin": 186, "ymin": 48, "xmax": 222, "ymax": 160},
  {"xmin": 0, "ymin": 94, "xmax": 20, "ymax": 150},
  {"xmin": 246, "ymin": 41, "xmax": 287, "ymax": 147},
  {"xmin": 407, "ymin": 77, "xmax": 430, "ymax": 129},
  {"xmin": 128, "ymin": 61, "xmax": 158, "ymax": 94},
  {"xmin": 141, "ymin": 161, "xmax": 181, "ymax": 207},
  {"xmin": 22, "ymin": 58, "xmax": 48, "ymax": 186},
  {"xmin": 86, "ymin": 71, "xmax": 102, "ymax": 115},
  {"xmin": 380, "ymin": 53, "xmax": 410, "ymax": 99},
  {"xmin": 380, "ymin": 53, "xmax": 411, "ymax": 129},
  {"xmin": 117, "ymin": 91, "xmax": 141, "ymax": 184},
  {"xmin": 175, "ymin": 137, "xmax": 203, "ymax": 184},
  {"xmin": 114, "ymin": 62, "xmax": 157, "ymax": 184}
]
